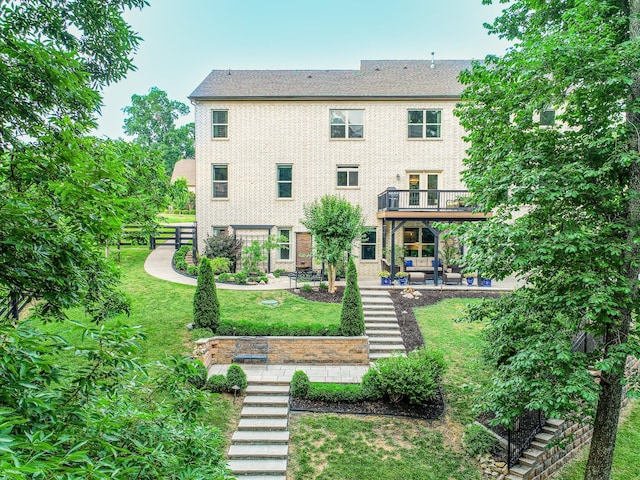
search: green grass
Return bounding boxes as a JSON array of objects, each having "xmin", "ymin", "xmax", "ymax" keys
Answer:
[
  {"xmin": 288, "ymin": 414, "xmax": 480, "ymax": 480},
  {"xmin": 415, "ymin": 298, "xmax": 489, "ymax": 423},
  {"xmin": 157, "ymin": 212, "xmax": 196, "ymax": 223},
  {"xmin": 554, "ymin": 399, "xmax": 640, "ymax": 480}
]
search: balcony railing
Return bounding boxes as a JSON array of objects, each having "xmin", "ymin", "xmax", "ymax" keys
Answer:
[{"xmin": 377, "ymin": 189, "xmax": 474, "ymax": 212}]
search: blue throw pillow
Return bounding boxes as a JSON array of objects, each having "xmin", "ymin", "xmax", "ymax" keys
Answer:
[{"xmin": 405, "ymin": 260, "xmax": 413, "ymax": 267}]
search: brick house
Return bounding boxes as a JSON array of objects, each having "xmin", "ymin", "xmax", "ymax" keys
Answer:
[{"xmin": 189, "ymin": 59, "xmax": 488, "ymax": 277}]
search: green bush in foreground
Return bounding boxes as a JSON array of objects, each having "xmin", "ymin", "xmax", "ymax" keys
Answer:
[
  {"xmin": 339, "ymin": 256, "xmax": 365, "ymax": 336},
  {"xmin": 463, "ymin": 424, "xmax": 502, "ymax": 457},
  {"xmin": 193, "ymin": 257, "xmax": 220, "ymax": 332},
  {"xmin": 226, "ymin": 364, "xmax": 248, "ymax": 391}
]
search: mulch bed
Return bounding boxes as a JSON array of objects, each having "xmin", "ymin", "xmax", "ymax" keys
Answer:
[{"xmin": 288, "ymin": 287, "xmax": 504, "ymax": 419}]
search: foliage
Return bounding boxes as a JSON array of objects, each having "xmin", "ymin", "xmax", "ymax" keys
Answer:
[
  {"xmin": 290, "ymin": 370, "xmax": 311, "ymax": 398},
  {"xmin": 340, "ymin": 256, "xmax": 365, "ymax": 336},
  {"xmin": 318, "ymin": 282, "xmax": 329, "ymax": 292},
  {"xmin": 209, "ymin": 257, "xmax": 232, "ymax": 275},
  {"xmin": 168, "ymin": 177, "xmax": 195, "ymax": 211},
  {"xmin": 301, "ymin": 195, "xmax": 365, "ymax": 293},
  {"xmin": 273, "ymin": 268, "xmax": 287, "ymax": 278},
  {"xmin": 187, "ymin": 265, "xmax": 198, "ymax": 276},
  {"xmin": 185, "ymin": 359, "xmax": 209, "ymax": 390},
  {"xmin": 205, "ymin": 374, "xmax": 229, "ymax": 394},
  {"xmin": 0, "ymin": 320, "xmax": 229, "ymax": 479},
  {"xmin": 123, "ymin": 86, "xmax": 195, "ymax": 172},
  {"xmin": 0, "ymin": 0, "xmax": 168, "ymax": 320},
  {"xmin": 462, "ymin": 424, "xmax": 501, "ymax": 457},
  {"xmin": 300, "ymin": 284, "xmax": 313, "ymax": 293},
  {"xmin": 173, "ymin": 245, "xmax": 191, "ymax": 272},
  {"xmin": 363, "ymin": 348, "xmax": 446, "ymax": 405},
  {"xmin": 216, "ymin": 320, "xmax": 341, "ymax": 337},
  {"xmin": 203, "ymin": 234, "xmax": 242, "ymax": 271},
  {"xmin": 455, "ymin": 1, "xmax": 640, "ymax": 476},
  {"xmin": 193, "ymin": 257, "xmax": 220, "ymax": 332},
  {"xmin": 305, "ymin": 383, "xmax": 369, "ymax": 403},
  {"xmin": 225, "ymin": 364, "xmax": 248, "ymax": 392}
]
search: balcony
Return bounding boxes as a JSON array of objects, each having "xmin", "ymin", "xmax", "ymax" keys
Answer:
[{"xmin": 377, "ymin": 189, "xmax": 487, "ymax": 220}]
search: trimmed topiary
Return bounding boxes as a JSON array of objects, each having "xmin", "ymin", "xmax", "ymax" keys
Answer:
[
  {"xmin": 339, "ymin": 256, "xmax": 365, "ymax": 336},
  {"xmin": 193, "ymin": 257, "xmax": 220, "ymax": 332},
  {"xmin": 205, "ymin": 374, "xmax": 228, "ymax": 393},
  {"xmin": 290, "ymin": 370, "xmax": 310, "ymax": 398},
  {"xmin": 225, "ymin": 364, "xmax": 247, "ymax": 392}
]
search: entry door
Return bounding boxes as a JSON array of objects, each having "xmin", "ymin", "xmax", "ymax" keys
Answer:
[
  {"xmin": 409, "ymin": 173, "xmax": 439, "ymax": 207},
  {"xmin": 296, "ymin": 233, "xmax": 312, "ymax": 271}
]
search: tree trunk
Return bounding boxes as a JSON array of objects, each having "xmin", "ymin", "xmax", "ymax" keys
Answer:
[
  {"xmin": 584, "ymin": 2, "xmax": 639, "ymax": 478},
  {"xmin": 327, "ymin": 263, "xmax": 337, "ymax": 293}
]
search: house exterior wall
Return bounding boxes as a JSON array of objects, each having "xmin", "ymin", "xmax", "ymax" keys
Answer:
[{"xmin": 194, "ymin": 98, "xmax": 468, "ymax": 275}]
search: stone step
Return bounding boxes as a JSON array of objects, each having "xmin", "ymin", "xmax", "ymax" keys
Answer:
[
  {"xmin": 234, "ymin": 476, "xmax": 286, "ymax": 480},
  {"xmin": 530, "ymin": 440, "xmax": 546, "ymax": 450},
  {"xmin": 238, "ymin": 417, "xmax": 288, "ymax": 430},
  {"xmin": 364, "ymin": 329, "xmax": 402, "ymax": 335},
  {"xmin": 522, "ymin": 447, "xmax": 544, "ymax": 461},
  {"xmin": 519, "ymin": 456, "xmax": 535, "ymax": 467},
  {"xmin": 367, "ymin": 336, "xmax": 404, "ymax": 343},
  {"xmin": 534, "ymin": 432, "xmax": 554, "ymax": 443},
  {"xmin": 545, "ymin": 418, "xmax": 564, "ymax": 428},
  {"xmin": 370, "ymin": 351, "xmax": 405, "ymax": 360},
  {"xmin": 369, "ymin": 344, "xmax": 406, "ymax": 352},
  {"xmin": 365, "ymin": 323, "xmax": 400, "ymax": 329},
  {"xmin": 246, "ymin": 384, "xmax": 290, "ymax": 395},
  {"xmin": 241, "ymin": 406, "xmax": 289, "ymax": 418},
  {"xmin": 507, "ymin": 464, "xmax": 529, "ymax": 478},
  {"xmin": 243, "ymin": 395, "xmax": 289, "ymax": 407},
  {"xmin": 541, "ymin": 424, "xmax": 558, "ymax": 435},
  {"xmin": 228, "ymin": 459, "xmax": 287, "ymax": 475},
  {"xmin": 232, "ymin": 430, "xmax": 290, "ymax": 444},
  {"xmin": 365, "ymin": 317, "xmax": 398, "ymax": 323},
  {"xmin": 363, "ymin": 312, "xmax": 397, "ymax": 318},
  {"xmin": 505, "ymin": 474, "xmax": 523, "ymax": 480},
  {"xmin": 360, "ymin": 298, "xmax": 394, "ymax": 305},
  {"xmin": 228, "ymin": 444, "xmax": 288, "ymax": 459}
]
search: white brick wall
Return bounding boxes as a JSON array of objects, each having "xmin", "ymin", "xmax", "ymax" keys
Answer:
[{"xmin": 194, "ymin": 99, "xmax": 467, "ymax": 274}]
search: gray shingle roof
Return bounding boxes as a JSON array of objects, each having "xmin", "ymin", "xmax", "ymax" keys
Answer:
[{"xmin": 189, "ymin": 59, "xmax": 472, "ymax": 100}]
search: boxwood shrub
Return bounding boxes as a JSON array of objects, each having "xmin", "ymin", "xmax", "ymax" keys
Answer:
[{"xmin": 216, "ymin": 320, "xmax": 340, "ymax": 337}]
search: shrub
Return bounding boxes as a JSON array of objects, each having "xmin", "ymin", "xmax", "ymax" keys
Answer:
[
  {"xmin": 290, "ymin": 370, "xmax": 310, "ymax": 398},
  {"xmin": 203, "ymin": 234, "xmax": 242, "ymax": 269},
  {"xmin": 235, "ymin": 271, "xmax": 247, "ymax": 285},
  {"xmin": 365, "ymin": 348, "xmax": 446, "ymax": 405},
  {"xmin": 215, "ymin": 320, "xmax": 341, "ymax": 337},
  {"xmin": 340, "ymin": 256, "xmax": 365, "ymax": 336},
  {"xmin": 258, "ymin": 275, "xmax": 268, "ymax": 284},
  {"xmin": 175, "ymin": 259, "xmax": 188, "ymax": 271},
  {"xmin": 205, "ymin": 374, "xmax": 228, "ymax": 393},
  {"xmin": 463, "ymin": 424, "xmax": 501, "ymax": 456},
  {"xmin": 186, "ymin": 360, "xmax": 209, "ymax": 389},
  {"xmin": 187, "ymin": 265, "xmax": 198, "ymax": 276},
  {"xmin": 217, "ymin": 272, "xmax": 231, "ymax": 283},
  {"xmin": 306, "ymin": 383, "xmax": 367, "ymax": 403},
  {"xmin": 273, "ymin": 269, "xmax": 286, "ymax": 278},
  {"xmin": 226, "ymin": 364, "xmax": 247, "ymax": 392},
  {"xmin": 300, "ymin": 284, "xmax": 313, "ymax": 293},
  {"xmin": 318, "ymin": 282, "xmax": 328, "ymax": 292},
  {"xmin": 209, "ymin": 257, "xmax": 231, "ymax": 274},
  {"xmin": 360, "ymin": 369, "xmax": 384, "ymax": 401},
  {"xmin": 193, "ymin": 257, "xmax": 221, "ymax": 332}
]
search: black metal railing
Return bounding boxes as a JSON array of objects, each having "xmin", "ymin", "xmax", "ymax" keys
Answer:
[
  {"xmin": 377, "ymin": 189, "xmax": 474, "ymax": 212},
  {"xmin": 571, "ymin": 331, "xmax": 602, "ymax": 354},
  {"xmin": 0, "ymin": 294, "xmax": 31, "ymax": 322},
  {"xmin": 508, "ymin": 409, "xmax": 546, "ymax": 467}
]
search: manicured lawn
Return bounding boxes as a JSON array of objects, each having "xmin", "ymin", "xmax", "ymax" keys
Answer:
[
  {"xmin": 288, "ymin": 414, "xmax": 480, "ymax": 480},
  {"xmin": 415, "ymin": 298, "xmax": 489, "ymax": 424},
  {"xmin": 554, "ymin": 399, "xmax": 640, "ymax": 480}
]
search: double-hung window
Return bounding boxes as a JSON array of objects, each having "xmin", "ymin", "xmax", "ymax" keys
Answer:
[
  {"xmin": 278, "ymin": 228, "xmax": 291, "ymax": 260},
  {"xmin": 212, "ymin": 164, "xmax": 228, "ymax": 198},
  {"xmin": 212, "ymin": 110, "xmax": 228, "ymax": 138},
  {"xmin": 330, "ymin": 109, "xmax": 364, "ymax": 139},
  {"xmin": 277, "ymin": 165, "xmax": 292, "ymax": 198},
  {"xmin": 540, "ymin": 109, "xmax": 555, "ymax": 126},
  {"xmin": 361, "ymin": 228, "xmax": 377, "ymax": 260},
  {"xmin": 408, "ymin": 110, "xmax": 441, "ymax": 138},
  {"xmin": 337, "ymin": 165, "xmax": 359, "ymax": 187}
]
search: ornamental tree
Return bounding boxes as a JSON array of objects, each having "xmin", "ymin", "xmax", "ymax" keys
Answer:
[
  {"xmin": 340, "ymin": 256, "xmax": 365, "ymax": 336},
  {"xmin": 193, "ymin": 257, "xmax": 221, "ymax": 332},
  {"xmin": 455, "ymin": 1, "xmax": 640, "ymax": 478},
  {"xmin": 301, "ymin": 195, "xmax": 365, "ymax": 293}
]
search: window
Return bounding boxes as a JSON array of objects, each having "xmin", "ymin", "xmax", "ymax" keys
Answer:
[
  {"xmin": 278, "ymin": 228, "xmax": 291, "ymax": 260},
  {"xmin": 277, "ymin": 165, "xmax": 292, "ymax": 198},
  {"xmin": 540, "ymin": 109, "xmax": 555, "ymax": 126},
  {"xmin": 408, "ymin": 110, "xmax": 441, "ymax": 138},
  {"xmin": 212, "ymin": 226, "xmax": 228, "ymax": 236},
  {"xmin": 212, "ymin": 164, "xmax": 228, "ymax": 198},
  {"xmin": 403, "ymin": 227, "xmax": 435, "ymax": 257},
  {"xmin": 361, "ymin": 228, "xmax": 377, "ymax": 260},
  {"xmin": 337, "ymin": 165, "xmax": 359, "ymax": 187},
  {"xmin": 330, "ymin": 109, "xmax": 364, "ymax": 139},
  {"xmin": 212, "ymin": 110, "xmax": 228, "ymax": 138}
]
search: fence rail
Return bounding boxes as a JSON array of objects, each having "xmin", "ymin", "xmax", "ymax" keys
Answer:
[
  {"xmin": 119, "ymin": 224, "xmax": 197, "ymax": 252},
  {"xmin": 377, "ymin": 189, "xmax": 474, "ymax": 212},
  {"xmin": 0, "ymin": 294, "xmax": 31, "ymax": 322},
  {"xmin": 508, "ymin": 409, "xmax": 546, "ymax": 467}
]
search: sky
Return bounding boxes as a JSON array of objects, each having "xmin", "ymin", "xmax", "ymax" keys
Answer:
[{"xmin": 95, "ymin": 0, "xmax": 512, "ymax": 139}]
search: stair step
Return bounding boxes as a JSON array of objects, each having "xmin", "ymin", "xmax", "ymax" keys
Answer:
[
  {"xmin": 522, "ymin": 447, "xmax": 544, "ymax": 460},
  {"xmin": 534, "ymin": 432, "xmax": 554, "ymax": 443},
  {"xmin": 530, "ymin": 440, "xmax": 546, "ymax": 450},
  {"xmin": 234, "ymin": 476, "xmax": 286, "ymax": 480},
  {"xmin": 365, "ymin": 329, "xmax": 402, "ymax": 335},
  {"xmin": 360, "ymin": 299, "xmax": 394, "ymax": 305},
  {"xmin": 246, "ymin": 384, "xmax": 290, "ymax": 394},
  {"xmin": 241, "ymin": 406, "xmax": 288, "ymax": 418},
  {"xmin": 370, "ymin": 352, "xmax": 406, "ymax": 360},
  {"xmin": 365, "ymin": 323, "xmax": 400, "ymax": 329},
  {"xmin": 238, "ymin": 418, "xmax": 288, "ymax": 430},
  {"xmin": 519, "ymin": 456, "xmax": 535, "ymax": 467},
  {"xmin": 243, "ymin": 395, "xmax": 289, "ymax": 407},
  {"xmin": 542, "ymin": 424, "xmax": 558, "ymax": 434},
  {"xmin": 369, "ymin": 344, "xmax": 406, "ymax": 352},
  {"xmin": 545, "ymin": 418, "xmax": 564, "ymax": 428},
  {"xmin": 368, "ymin": 336, "xmax": 404, "ymax": 343},
  {"xmin": 228, "ymin": 444, "xmax": 288, "ymax": 459},
  {"xmin": 508, "ymin": 464, "xmax": 530, "ymax": 478},
  {"xmin": 228, "ymin": 459, "xmax": 287, "ymax": 475},
  {"xmin": 232, "ymin": 430, "xmax": 290, "ymax": 444}
]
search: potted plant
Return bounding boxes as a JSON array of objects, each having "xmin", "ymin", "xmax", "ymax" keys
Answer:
[
  {"xmin": 464, "ymin": 272, "xmax": 476, "ymax": 286},
  {"xmin": 396, "ymin": 271, "xmax": 408, "ymax": 285},
  {"xmin": 379, "ymin": 270, "xmax": 391, "ymax": 285}
]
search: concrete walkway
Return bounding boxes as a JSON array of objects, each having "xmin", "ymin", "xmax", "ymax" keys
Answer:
[{"xmin": 143, "ymin": 245, "xmax": 522, "ymax": 291}]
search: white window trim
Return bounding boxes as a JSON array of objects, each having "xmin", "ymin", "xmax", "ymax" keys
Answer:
[
  {"xmin": 407, "ymin": 109, "xmax": 442, "ymax": 140},
  {"xmin": 276, "ymin": 164, "xmax": 293, "ymax": 200},
  {"xmin": 211, "ymin": 164, "xmax": 228, "ymax": 199},
  {"xmin": 211, "ymin": 109, "xmax": 229, "ymax": 139},
  {"xmin": 330, "ymin": 109, "xmax": 365, "ymax": 140},
  {"xmin": 277, "ymin": 228, "xmax": 292, "ymax": 261},
  {"xmin": 337, "ymin": 164, "xmax": 359, "ymax": 188}
]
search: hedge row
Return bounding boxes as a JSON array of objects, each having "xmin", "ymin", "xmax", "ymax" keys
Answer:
[{"xmin": 216, "ymin": 320, "xmax": 341, "ymax": 337}]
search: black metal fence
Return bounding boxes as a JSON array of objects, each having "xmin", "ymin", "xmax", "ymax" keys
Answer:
[
  {"xmin": 0, "ymin": 294, "xmax": 31, "ymax": 322},
  {"xmin": 508, "ymin": 409, "xmax": 546, "ymax": 467},
  {"xmin": 377, "ymin": 189, "xmax": 474, "ymax": 211}
]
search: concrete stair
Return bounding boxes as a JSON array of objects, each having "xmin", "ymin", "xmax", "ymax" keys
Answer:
[
  {"xmin": 360, "ymin": 289, "xmax": 405, "ymax": 360},
  {"xmin": 505, "ymin": 419, "xmax": 563, "ymax": 480},
  {"xmin": 228, "ymin": 381, "xmax": 290, "ymax": 480}
]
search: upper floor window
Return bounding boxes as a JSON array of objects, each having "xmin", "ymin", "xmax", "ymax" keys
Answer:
[
  {"xmin": 540, "ymin": 109, "xmax": 556, "ymax": 126},
  {"xmin": 330, "ymin": 109, "xmax": 364, "ymax": 139},
  {"xmin": 212, "ymin": 110, "xmax": 228, "ymax": 138},
  {"xmin": 361, "ymin": 228, "xmax": 377, "ymax": 260},
  {"xmin": 337, "ymin": 165, "xmax": 359, "ymax": 187},
  {"xmin": 408, "ymin": 110, "xmax": 441, "ymax": 138},
  {"xmin": 212, "ymin": 164, "xmax": 228, "ymax": 198},
  {"xmin": 277, "ymin": 165, "xmax": 292, "ymax": 198}
]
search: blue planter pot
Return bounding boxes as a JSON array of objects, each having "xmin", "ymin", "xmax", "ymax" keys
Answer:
[
  {"xmin": 481, "ymin": 278, "xmax": 492, "ymax": 287},
  {"xmin": 398, "ymin": 277, "xmax": 408, "ymax": 285},
  {"xmin": 466, "ymin": 277, "xmax": 475, "ymax": 286},
  {"xmin": 381, "ymin": 277, "xmax": 391, "ymax": 285}
]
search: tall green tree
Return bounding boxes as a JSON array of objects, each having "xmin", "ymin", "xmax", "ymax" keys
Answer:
[
  {"xmin": 123, "ymin": 86, "xmax": 195, "ymax": 172},
  {"xmin": 456, "ymin": 1, "xmax": 640, "ymax": 478},
  {"xmin": 340, "ymin": 256, "xmax": 365, "ymax": 336},
  {"xmin": 193, "ymin": 257, "xmax": 221, "ymax": 332},
  {"xmin": 301, "ymin": 195, "xmax": 365, "ymax": 293},
  {"xmin": 0, "ymin": 0, "xmax": 168, "ymax": 319}
]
